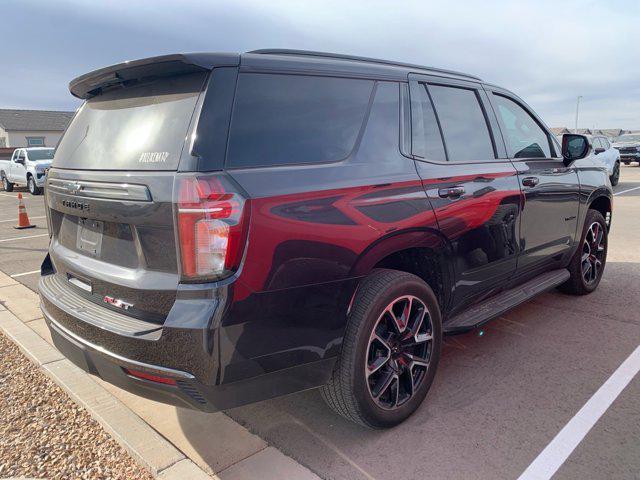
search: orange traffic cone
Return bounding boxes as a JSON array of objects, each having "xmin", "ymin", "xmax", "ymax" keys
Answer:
[{"xmin": 14, "ymin": 193, "xmax": 35, "ymax": 230}]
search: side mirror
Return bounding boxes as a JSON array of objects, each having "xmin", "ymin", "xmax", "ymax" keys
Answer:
[
  {"xmin": 562, "ymin": 134, "xmax": 590, "ymax": 165},
  {"xmin": 594, "ymin": 147, "xmax": 605, "ymax": 154},
  {"xmin": 15, "ymin": 157, "xmax": 25, "ymax": 164}
]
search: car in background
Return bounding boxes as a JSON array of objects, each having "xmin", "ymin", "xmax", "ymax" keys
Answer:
[
  {"xmin": 612, "ymin": 133, "xmax": 640, "ymax": 166},
  {"xmin": 0, "ymin": 147, "xmax": 54, "ymax": 195},
  {"xmin": 588, "ymin": 135, "xmax": 621, "ymax": 186}
]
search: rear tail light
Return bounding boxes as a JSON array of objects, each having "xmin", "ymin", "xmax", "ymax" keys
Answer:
[{"xmin": 175, "ymin": 173, "xmax": 250, "ymax": 282}]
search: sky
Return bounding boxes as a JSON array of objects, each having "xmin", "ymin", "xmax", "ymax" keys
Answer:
[{"xmin": 2, "ymin": 0, "xmax": 639, "ymax": 129}]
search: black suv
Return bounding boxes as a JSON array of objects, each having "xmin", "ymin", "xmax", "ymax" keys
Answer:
[{"xmin": 40, "ymin": 50, "xmax": 612, "ymax": 428}]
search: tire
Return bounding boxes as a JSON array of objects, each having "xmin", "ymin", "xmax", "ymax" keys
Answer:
[
  {"xmin": 27, "ymin": 175, "xmax": 41, "ymax": 195},
  {"xmin": 558, "ymin": 209, "xmax": 608, "ymax": 295},
  {"xmin": 609, "ymin": 162, "xmax": 620, "ymax": 186},
  {"xmin": 321, "ymin": 269, "xmax": 442, "ymax": 428},
  {"xmin": 2, "ymin": 175, "xmax": 14, "ymax": 192}
]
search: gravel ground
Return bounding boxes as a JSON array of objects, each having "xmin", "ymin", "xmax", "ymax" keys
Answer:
[{"xmin": 0, "ymin": 331, "xmax": 155, "ymax": 480}]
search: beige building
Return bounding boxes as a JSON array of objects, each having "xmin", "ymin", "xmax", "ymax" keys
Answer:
[{"xmin": 0, "ymin": 109, "xmax": 74, "ymax": 148}]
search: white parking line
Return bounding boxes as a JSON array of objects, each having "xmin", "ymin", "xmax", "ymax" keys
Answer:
[
  {"xmin": 0, "ymin": 233, "xmax": 49, "ymax": 243},
  {"xmin": 518, "ymin": 345, "xmax": 640, "ymax": 480},
  {"xmin": 613, "ymin": 185, "xmax": 640, "ymax": 196},
  {"xmin": 11, "ymin": 270, "xmax": 40, "ymax": 278},
  {"xmin": 0, "ymin": 215, "xmax": 46, "ymax": 223}
]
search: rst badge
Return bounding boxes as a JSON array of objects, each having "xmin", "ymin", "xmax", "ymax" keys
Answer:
[{"xmin": 103, "ymin": 296, "xmax": 133, "ymax": 311}]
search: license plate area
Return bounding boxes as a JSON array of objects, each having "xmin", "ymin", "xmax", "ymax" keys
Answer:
[{"xmin": 76, "ymin": 218, "xmax": 103, "ymax": 256}]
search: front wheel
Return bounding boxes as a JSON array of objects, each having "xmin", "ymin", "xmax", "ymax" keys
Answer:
[
  {"xmin": 559, "ymin": 209, "xmax": 608, "ymax": 295},
  {"xmin": 2, "ymin": 175, "xmax": 14, "ymax": 192},
  {"xmin": 321, "ymin": 269, "xmax": 442, "ymax": 428},
  {"xmin": 27, "ymin": 176, "xmax": 41, "ymax": 195},
  {"xmin": 610, "ymin": 162, "xmax": 620, "ymax": 186}
]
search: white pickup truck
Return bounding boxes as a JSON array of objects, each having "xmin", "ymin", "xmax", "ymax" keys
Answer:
[{"xmin": 0, "ymin": 147, "xmax": 54, "ymax": 195}]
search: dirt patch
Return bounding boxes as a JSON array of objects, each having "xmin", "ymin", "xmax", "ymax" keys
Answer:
[{"xmin": 0, "ymin": 330, "xmax": 154, "ymax": 480}]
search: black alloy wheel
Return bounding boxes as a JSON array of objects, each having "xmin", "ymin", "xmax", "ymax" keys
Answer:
[
  {"xmin": 365, "ymin": 295, "xmax": 433, "ymax": 410},
  {"xmin": 321, "ymin": 269, "xmax": 442, "ymax": 428},
  {"xmin": 581, "ymin": 221, "xmax": 605, "ymax": 286},
  {"xmin": 559, "ymin": 209, "xmax": 608, "ymax": 296}
]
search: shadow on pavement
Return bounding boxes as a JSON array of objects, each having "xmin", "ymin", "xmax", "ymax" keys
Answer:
[{"xmin": 177, "ymin": 260, "xmax": 640, "ymax": 480}]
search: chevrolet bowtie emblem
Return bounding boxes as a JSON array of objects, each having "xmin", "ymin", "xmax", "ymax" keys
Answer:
[{"xmin": 65, "ymin": 182, "xmax": 82, "ymax": 194}]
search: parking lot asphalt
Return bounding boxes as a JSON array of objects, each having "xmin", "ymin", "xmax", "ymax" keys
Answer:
[
  {"xmin": 0, "ymin": 189, "xmax": 48, "ymax": 291},
  {"xmin": 0, "ymin": 166, "xmax": 638, "ymax": 480}
]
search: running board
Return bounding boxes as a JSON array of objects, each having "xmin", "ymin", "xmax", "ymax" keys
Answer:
[{"xmin": 444, "ymin": 269, "xmax": 570, "ymax": 334}]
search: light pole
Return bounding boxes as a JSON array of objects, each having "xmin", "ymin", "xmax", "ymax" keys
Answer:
[{"xmin": 574, "ymin": 96, "xmax": 583, "ymax": 133}]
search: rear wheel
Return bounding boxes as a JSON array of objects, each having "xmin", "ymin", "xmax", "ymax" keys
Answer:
[
  {"xmin": 559, "ymin": 209, "xmax": 607, "ymax": 295},
  {"xmin": 27, "ymin": 175, "xmax": 41, "ymax": 195},
  {"xmin": 2, "ymin": 175, "xmax": 13, "ymax": 192},
  {"xmin": 321, "ymin": 269, "xmax": 442, "ymax": 428},
  {"xmin": 610, "ymin": 162, "xmax": 620, "ymax": 186}
]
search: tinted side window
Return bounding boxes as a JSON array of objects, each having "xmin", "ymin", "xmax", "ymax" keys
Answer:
[
  {"xmin": 357, "ymin": 82, "xmax": 401, "ymax": 163},
  {"xmin": 428, "ymin": 85, "xmax": 495, "ymax": 162},
  {"xmin": 593, "ymin": 138, "xmax": 603, "ymax": 149},
  {"xmin": 193, "ymin": 67, "xmax": 238, "ymax": 171},
  {"xmin": 410, "ymin": 83, "xmax": 446, "ymax": 161},
  {"xmin": 602, "ymin": 138, "xmax": 610, "ymax": 149},
  {"xmin": 226, "ymin": 74, "xmax": 373, "ymax": 168},
  {"xmin": 492, "ymin": 94, "xmax": 551, "ymax": 159}
]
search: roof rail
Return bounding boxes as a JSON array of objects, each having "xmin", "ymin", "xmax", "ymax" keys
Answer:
[{"xmin": 248, "ymin": 49, "xmax": 482, "ymax": 81}]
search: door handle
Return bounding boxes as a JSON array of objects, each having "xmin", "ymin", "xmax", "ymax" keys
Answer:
[
  {"xmin": 522, "ymin": 176, "xmax": 539, "ymax": 187},
  {"xmin": 438, "ymin": 186, "xmax": 465, "ymax": 198}
]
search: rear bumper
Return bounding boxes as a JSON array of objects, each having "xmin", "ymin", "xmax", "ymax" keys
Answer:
[
  {"xmin": 39, "ymin": 273, "xmax": 336, "ymax": 412},
  {"xmin": 46, "ymin": 314, "xmax": 208, "ymax": 409}
]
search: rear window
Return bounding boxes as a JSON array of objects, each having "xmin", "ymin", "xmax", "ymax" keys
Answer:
[
  {"xmin": 27, "ymin": 149, "xmax": 54, "ymax": 160},
  {"xmin": 226, "ymin": 74, "xmax": 374, "ymax": 168},
  {"xmin": 54, "ymin": 72, "xmax": 206, "ymax": 170}
]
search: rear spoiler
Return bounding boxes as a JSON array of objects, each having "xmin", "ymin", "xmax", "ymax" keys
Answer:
[{"xmin": 69, "ymin": 53, "xmax": 240, "ymax": 99}]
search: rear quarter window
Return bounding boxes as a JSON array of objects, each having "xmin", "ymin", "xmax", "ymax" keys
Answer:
[{"xmin": 226, "ymin": 74, "xmax": 374, "ymax": 168}]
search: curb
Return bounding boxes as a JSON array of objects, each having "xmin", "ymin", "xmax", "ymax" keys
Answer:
[
  {"xmin": 0, "ymin": 292, "xmax": 214, "ymax": 480},
  {"xmin": 0, "ymin": 274, "xmax": 322, "ymax": 480}
]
